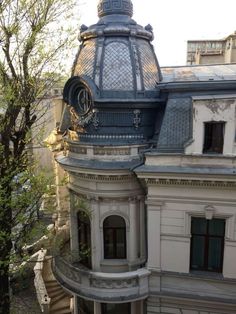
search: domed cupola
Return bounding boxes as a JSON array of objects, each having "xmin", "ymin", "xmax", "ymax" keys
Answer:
[{"xmin": 63, "ymin": 0, "xmax": 163, "ymax": 144}]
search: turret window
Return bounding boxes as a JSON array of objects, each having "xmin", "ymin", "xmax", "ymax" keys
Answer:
[
  {"xmin": 101, "ymin": 303, "xmax": 131, "ymax": 314},
  {"xmin": 103, "ymin": 215, "xmax": 126, "ymax": 259},
  {"xmin": 78, "ymin": 211, "xmax": 92, "ymax": 268}
]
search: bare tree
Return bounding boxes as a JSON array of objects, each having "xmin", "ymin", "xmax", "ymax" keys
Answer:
[{"xmin": 0, "ymin": 0, "xmax": 78, "ymax": 312}]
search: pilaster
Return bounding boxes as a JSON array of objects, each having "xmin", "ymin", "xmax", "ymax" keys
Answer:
[
  {"xmin": 94, "ymin": 301, "xmax": 101, "ymax": 314},
  {"xmin": 139, "ymin": 197, "xmax": 146, "ymax": 260},
  {"xmin": 146, "ymin": 198, "xmax": 163, "ymax": 271},
  {"xmin": 70, "ymin": 207, "xmax": 79, "ymax": 253},
  {"xmin": 128, "ymin": 197, "xmax": 139, "ymax": 267},
  {"xmin": 90, "ymin": 197, "xmax": 101, "ymax": 271}
]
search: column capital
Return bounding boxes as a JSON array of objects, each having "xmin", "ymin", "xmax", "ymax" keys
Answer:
[{"xmin": 145, "ymin": 197, "xmax": 164, "ymax": 210}]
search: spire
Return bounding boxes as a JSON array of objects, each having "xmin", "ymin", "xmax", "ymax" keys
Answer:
[{"xmin": 97, "ymin": 0, "xmax": 133, "ymax": 18}]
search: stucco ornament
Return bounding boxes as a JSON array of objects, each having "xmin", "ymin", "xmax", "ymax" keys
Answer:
[{"xmin": 97, "ymin": 0, "xmax": 133, "ymax": 17}]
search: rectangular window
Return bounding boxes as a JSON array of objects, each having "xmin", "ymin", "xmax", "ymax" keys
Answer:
[
  {"xmin": 102, "ymin": 303, "xmax": 131, "ymax": 314},
  {"xmin": 78, "ymin": 297, "xmax": 94, "ymax": 314},
  {"xmin": 203, "ymin": 122, "xmax": 225, "ymax": 154},
  {"xmin": 190, "ymin": 218, "xmax": 225, "ymax": 272}
]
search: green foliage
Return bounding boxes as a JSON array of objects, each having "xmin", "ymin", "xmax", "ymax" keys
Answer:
[{"xmin": 0, "ymin": 0, "xmax": 80, "ymax": 311}]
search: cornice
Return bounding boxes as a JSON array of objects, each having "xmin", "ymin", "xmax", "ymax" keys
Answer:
[
  {"xmin": 145, "ymin": 178, "xmax": 236, "ymax": 189},
  {"xmin": 71, "ymin": 172, "xmax": 136, "ymax": 183}
]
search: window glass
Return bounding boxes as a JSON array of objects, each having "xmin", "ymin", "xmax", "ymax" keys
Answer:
[
  {"xmin": 103, "ymin": 215, "xmax": 126, "ymax": 259},
  {"xmin": 78, "ymin": 297, "xmax": 94, "ymax": 314},
  {"xmin": 208, "ymin": 219, "xmax": 225, "ymax": 236},
  {"xmin": 203, "ymin": 122, "xmax": 225, "ymax": 154},
  {"xmin": 191, "ymin": 236, "xmax": 205, "ymax": 270},
  {"xmin": 191, "ymin": 218, "xmax": 207, "ymax": 234},
  {"xmin": 104, "ymin": 229, "xmax": 114, "ymax": 258},
  {"xmin": 116, "ymin": 229, "xmax": 126, "ymax": 258},
  {"xmin": 104, "ymin": 215, "xmax": 125, "ymax": 228},
  {"xmin": 102, "ymin": 303, "xmax": 131, "ymax": 314},
  {"xmin": 191, "ymin": 218, "xmax": 225, "ymax": 272},
  {"xmin": 78, "ymin": 211, "xmax": 92, "ymax": 268},
  {"xmin": 208, "ymin": 237, "xmax": 224, "ymax": 271}
]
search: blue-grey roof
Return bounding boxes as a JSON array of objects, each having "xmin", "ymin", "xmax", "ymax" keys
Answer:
[
  {"xmin": 57, "ymin": 155, "xmax": 143, "ymax": 171},
  {"xmin": 157, "ymin": 98, "xmax": 192, "ymax": 152},
  {"xmin": 161, "ymin": 64, "xmax": 236, "ymax": 82},
  {"xmin": 135, "ymin": 165, "xmax": 236, "ymax": 176}
]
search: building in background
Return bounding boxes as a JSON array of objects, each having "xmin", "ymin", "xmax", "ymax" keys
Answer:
[
  {"xmin": 31, "ymin": 85, "xmax": 64, "ymax": 174},
  {"xmin": 34, "ymin": 0, "xmax": 236, "ymax": 313},
  {"xmin": 187, "ymin": 31, "xmax": 236, "ymax": 65}
]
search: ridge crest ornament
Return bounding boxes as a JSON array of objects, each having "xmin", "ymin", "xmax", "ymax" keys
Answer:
[{"xmin": 97, "ymin": 0, "xmax": 133, "ymax": 18}]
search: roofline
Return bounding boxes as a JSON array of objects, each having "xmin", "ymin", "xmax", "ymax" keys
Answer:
[
  {"xmin": 157, "ymin": 80, "xmax": 236, "ymax": 92},
  {"xmin": 161, "ymin": 63, "xmax": 236, "ymax": 69},
  {"xmin": 187, "ymin": 39, "xmax": 226, "ymax": 43}
]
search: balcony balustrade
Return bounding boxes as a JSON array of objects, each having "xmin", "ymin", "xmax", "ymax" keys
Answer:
[{"xmin": 52, "ymin": 254, "xmax": 150, "ymax": 302}]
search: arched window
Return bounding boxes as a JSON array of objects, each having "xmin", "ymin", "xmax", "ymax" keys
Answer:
[
  {"xmin": 77, "ymin": 211, "xmax": 91, "ymax": 268},
  {"xmin": 103, "ymin": 215, "xmax": 127, "ymax": 259}
]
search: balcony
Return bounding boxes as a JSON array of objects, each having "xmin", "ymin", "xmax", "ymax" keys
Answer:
[{"xmin": 52, "ymin": 255, "xmax": 150, "ymax": 302}]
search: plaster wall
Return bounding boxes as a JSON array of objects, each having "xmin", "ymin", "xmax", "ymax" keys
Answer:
[
  {"xmin": 147, "ymin": 295, "xmax": 236, "ymax": 314},
  {"xmin": 146, "ymin": 184, "xmax": 236, "ymax": 278},
  {"xmin": 69, "ymin": 178, "xmax": 146, "ymax": 273},
  {"xmin": 198, "ymin": 54, "xmax": 224, "ymax": 65},
  {"xmin": 185, "ymin": 98, "xmax": 236, "ymax": 156}
]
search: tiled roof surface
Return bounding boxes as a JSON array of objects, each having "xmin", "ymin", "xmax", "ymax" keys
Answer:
[{"xmin": 161, "ymin": 64, "xmax": 236, "ymax": 82}]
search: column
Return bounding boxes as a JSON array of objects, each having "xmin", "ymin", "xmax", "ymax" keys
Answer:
[
  {"xmin": 139, "ymin": 197, "xmax": 146, "ymax": 261},
  {"xmin": 129, "ymin": 198, "xmax": 138, "ymax": 268},
  {"xmin": 54, "ymin": 159, "xmax": 70, "ymax": 227},
  {"xmin": 94, "ymin": 302, "xmax": 102, "ymax": 314},
  {"xmin": 146, "ymin": 198, "xmax": 162, "ymax": 271},
  {"xmin": 73, "ymin": 295, "xmax": 78, "ymax": 314},
  {"xmin": 90, "ymin": 197, "xmax": 101, "ymax": 271},
  {"xmin": 70, "ymin": 207, "xmax": 79, "ymax": 257}
]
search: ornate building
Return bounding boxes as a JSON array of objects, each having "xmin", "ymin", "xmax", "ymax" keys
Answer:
[
  {"xmin": 187, "ymin": 31, "xmax": 236, "ymax": 65},
  {"xmin": 48, "ymin": 0, "xmax": 236, "ymax": 313}
]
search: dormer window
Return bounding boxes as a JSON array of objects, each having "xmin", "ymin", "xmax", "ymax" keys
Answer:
[{"xmin": 203, "ymin": 121, "xmax": 225, "ymax": 154}]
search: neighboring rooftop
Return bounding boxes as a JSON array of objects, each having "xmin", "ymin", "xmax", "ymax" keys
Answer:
[{"xmin": 161, "ymin": 64, "xmax": 236, "ymax": 82}]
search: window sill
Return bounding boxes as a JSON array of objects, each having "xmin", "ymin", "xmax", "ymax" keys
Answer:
[
  {"xmin": 190, "ymin": 270, "xmax": 223, "ymax": 280},
  {"xmin": 101, "ymin": 259, "xmax": 128, "ymax": 267},
  {"xmin": 162, "ymin": 270, "xmax": 236, "ymax": 283}
]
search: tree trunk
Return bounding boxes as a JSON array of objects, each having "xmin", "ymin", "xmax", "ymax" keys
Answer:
[
  {"xmin": 0, "ymin": 182, "xmax": 13, "ymax": 314},
  {"xmin": 0, "ymin": 263, "xmax": 11, "ymax": 314}
]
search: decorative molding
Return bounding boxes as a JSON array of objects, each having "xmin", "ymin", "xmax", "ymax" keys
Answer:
[
  {"xmin": 204, "ymin": 205, "xmax": 215, "ymax": 220},
  {"xmin": 69, "ymin": 146, "xmax": 87, "ymax": 154},
  {"xmin": 100, "ymin": 211, "xmax": 130, "ymax": 230},
  {"xmin": 79, "ymin": 134, "xmax": 144, "ymax": 140},
  {"xmin": 93, "ymin": 147, "xmax": 131, "ymax": 156},
  {"xmin": 133, "ymin": 109, "xmax": 141, "ymax": 129},
  {"xmin": 184, "ymin": 210, "xmax": 235, "ymax": 240},
  {"xmin": 92, "ymin": 108, "xmax": 99, "ymax": 129},
  {"xmin": 90, "ymin": 277, "xmax": 138, "ymax": 289},
  {"xmin": 54, "ymin": 257, "xmax": 82, "ymax": 283},
  {"xmin": 146, "ymin": 178, "xmax": 236, "ymax": 189},
  {"xmin": 97, "ymin": 0, "xmax": 133, "ymax": 18},
  {"xmin": 72, "ymin": 172, "xmax": 134, "ymax": 183}
]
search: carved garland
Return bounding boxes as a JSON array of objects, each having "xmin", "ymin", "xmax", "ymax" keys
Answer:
[{"xmin": 90, "ymin": 277, "xmax": 138, "ymax": 289}]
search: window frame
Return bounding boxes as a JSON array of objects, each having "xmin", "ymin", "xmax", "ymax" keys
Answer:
[
  {"xmin": 103, "ymin": 215, "xmax": 127, "ymax": 260},
  {"xmin": 203, "ymin": 121, "xmax": 225, "ymax": 154},
  {"xmin": 190, "ymin": 217, "xmax": 225, "ymax": 273},
  {"xmin": 101, "ymin": 302, "xmax": 131, "ymax": 314}
]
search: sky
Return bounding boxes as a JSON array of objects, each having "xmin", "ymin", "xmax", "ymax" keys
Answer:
[{"xmin": 78, "ymin": 0, "xmax": 236, "ymax": 67}]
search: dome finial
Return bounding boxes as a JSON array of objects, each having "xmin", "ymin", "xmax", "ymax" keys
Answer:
[{"xmin": 97, "ymin": 0, "xmax": 133, "ymax": 18}]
